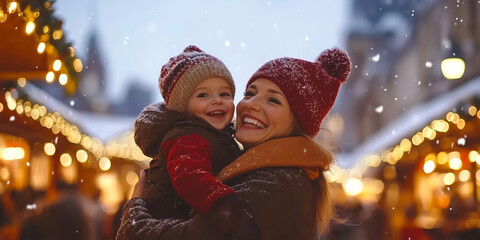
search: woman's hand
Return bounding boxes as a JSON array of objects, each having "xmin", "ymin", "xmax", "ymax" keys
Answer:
[{"xmin": 131, "ymin": 170, "xmax": 147, "ymax": 198}]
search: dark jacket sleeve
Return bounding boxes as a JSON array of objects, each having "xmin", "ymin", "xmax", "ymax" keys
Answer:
[
  {"xmin": 115, "ymin": 198, "xmax": 186, "ymax": 240},
  {"xmin": 116, "ymin": 198, "xmax": 223, "ymax": 240},
  {"xmin": 163, "ymin": 134, "xmax": 235, "ymax": 214}
]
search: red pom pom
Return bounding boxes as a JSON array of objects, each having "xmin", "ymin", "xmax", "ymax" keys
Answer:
[{"xmin": 316, "ymin": 48, "xmax": 351, "ymax": 83}]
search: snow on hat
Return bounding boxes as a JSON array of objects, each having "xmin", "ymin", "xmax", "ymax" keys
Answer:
[
  {"xmin": 246, "ymin": 47, "xmax": 351, "ymax": 137},
  {"xmin": 159, "ymin": 45, "xmax": 235, "ymax": 112}
]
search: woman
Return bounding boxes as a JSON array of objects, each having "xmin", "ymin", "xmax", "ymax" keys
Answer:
[{"xmin": 116, "ymin": 47, "xmax": 351, "ymax": 240}]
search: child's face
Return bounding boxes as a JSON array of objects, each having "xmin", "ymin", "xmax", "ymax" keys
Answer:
[{"xmin": 186, "ymin": 77, "xmax": 234, "ymax": 130}]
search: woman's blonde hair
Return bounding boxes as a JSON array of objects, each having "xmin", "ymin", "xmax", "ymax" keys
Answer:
[
  {"xmin": 315, "ymin": 171, "xmax": 334, "ymax": 236},
  {"xmin": 290, "ymin": 121, "xmax": 336, "ymax": 237}
]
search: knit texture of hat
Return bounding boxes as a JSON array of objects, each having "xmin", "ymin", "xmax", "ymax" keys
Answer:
[
  {"xmin": 247, "ymin": 47, "xmax": 351, "ymax": 137},
  {"xmin": 159, "ymin": 45, "xmax": 235, "ymax": 112}
]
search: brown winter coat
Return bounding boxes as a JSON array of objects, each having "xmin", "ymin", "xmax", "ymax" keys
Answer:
[
  {"xmin": 133, "ymin": 103, "xmax": 241, "ymax": 218},
  {"xmin": 116, "ymin": 136, "xmax": 333, "ymax": 240}
]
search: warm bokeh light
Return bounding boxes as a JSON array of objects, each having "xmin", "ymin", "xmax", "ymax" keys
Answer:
[
  {"xmin": 431, "ymin": 119, "xmax": 449, "ymax": 132},
  {"xmin": 37, "ymin": 42, "xmax": 46, "ymax": 53},
  {"xmin": 60, "ymin": 153, "xmax": 72, "ymax": 167},
  {"xmin": 441, "ymin": 58, "xmax": 465, "ymax": 80},
  {"xmin": 73, "ymin": 59, "xmax": 83, "ymax": 72},
  {"xmin": 443, "ymin": 172, "xmax": 455, "ymax": 185},
  {"xmin": 423, "ymin": 160, "xmax": 436, "ymax": 174},
  {"xmin": 468, "ymin": 106, "xmax": 477, "ymax": 116},
  {"xmin": 437, "ymin": 151, "xmax": 448, "ymax": 165},
  {"xmin": 0, "ymin": 10, "xmax": 6, "ymax": 24},
  {"xmin": 449, "ymin": 157, "xmax": 462, "ymax": 170},
  {"xmin": 17, "ymin": 78, "xmax": 26, "ymax": 87},
  {"xmin": 1, "ymin": 147, "xmax": 25, "ymax": 160},
  {"xmin": 126, "ymin": 171, "xmax": 139, "ymax": 185},
  {"xmin": 25, "ymin": 21, "xmax": 35, "ymax": 34},
  {"xmin": 400, "ymin": 138, "xmax": 412, "ymax": 152},
  {"xmin": 365, "ymin": 154, "xmax": 381, "ymax": 168},
  {"xmin": 59, "ymin": 74, "xmax": 68, "ymax": 85},
  {"xmin": 44, "ymin": 143, "xmax": 56, "ymax": 156},
  {"xmin": 52, "ymin": 30, "xmax": 63, "ymax": 40},
  {"xmin": 53, "ymin": 60, "xmax": 62, "ymax": 71},
  {"xmin": 459, "ymin": 170, "xmax": 470, "ymax": 182},
  {"xmin": 422, "ymin": 126, "xmax": 436, "ymax": 140},
  {"xmin": 76, "ymin": 149, "xmax": 88, "ymax": 163},
  {"xmin": 412, "ymin": 132, "xmax": 424, "ymax": 145},
  {"xmin": 46, "ymin": 72, "xmax": 55, "ymax": 83},
  {"xmin": 457, "ymin": 119, "xmax": 465, "ymax": 129},
  {"xmin": 469, "ymin": 151, "xmax": 478, "ymax": 162},
  {"xmin": 99, "ymin": 157, "xmax": 111, "ymax": 171},
  {"xmin": 8, "ymin": 2, "xmax": 17, "ymax": 14},
  {"xmin": 343, "ymin": 178, "xmax": 363, "ymax": 196}
]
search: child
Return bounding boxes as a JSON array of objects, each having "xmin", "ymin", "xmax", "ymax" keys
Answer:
[{"xmin": 134, "ymin": 45, "xmax": 258, "ymax": 238}]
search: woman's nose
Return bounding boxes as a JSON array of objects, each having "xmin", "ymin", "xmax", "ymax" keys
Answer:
[{"xmin": 244, "ymin": 96, "xmax": 261, "ymax": 111}]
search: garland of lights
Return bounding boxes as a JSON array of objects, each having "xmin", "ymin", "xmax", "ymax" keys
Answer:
[{"xmin": 2, "ymin": 0, "xmax": 81, "ymax": 94}]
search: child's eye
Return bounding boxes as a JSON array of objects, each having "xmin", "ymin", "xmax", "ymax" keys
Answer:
[
  {"xmin": 196, "ymin": 93, "xmax": 208, "ymax": 98},
  {"xmin": 220, "ymin": 92, "xmax": 232, "ymax": 97}
]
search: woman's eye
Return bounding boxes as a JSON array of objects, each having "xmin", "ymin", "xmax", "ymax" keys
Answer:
[
  {"xmin": 269, "ymin": 97, "xmax": 281, "ymax": 105},
  {"xmin": 243, "ymin": 91, "xmax": 255, "ymax": 97}
]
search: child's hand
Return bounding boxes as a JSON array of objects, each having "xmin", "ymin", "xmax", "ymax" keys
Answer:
[{"xmin": 130, "ymin": 170, "xmax": 147, "ymax": 199}]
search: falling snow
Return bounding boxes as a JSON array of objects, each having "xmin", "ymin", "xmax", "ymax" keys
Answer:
[
  {"xmin": 371, "ymin": 54, "xmax": 380, "ymax": 62},
  {"xmin": 425, "ymin": 61, "xmax": 433, "ymax": 68},
  {"xmin": 9, "ymin": 116, "xmax": 15, "ymax": 121},
  {"xmin": 375, "ymin": 105, "xmax": 384, "ymax": 113},
  {"xmin": 458, "ymin": 138, "xmax": 466, "ymax": 146}
]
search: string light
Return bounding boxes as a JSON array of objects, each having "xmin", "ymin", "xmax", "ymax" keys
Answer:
[
  {"xmin": 0, "ymin": 10, "xmax": 7, "ymax": 23},
  {"xmin": 8, "ymin": 2, "xmax": 18, "ymax": 14},
  {"xmin": 25, "ymin": 21, "xmax": 35, "ymax": 35},
  {"xmin": 44, "ymin": 143, "xmax": 56, "ymax": 156},
  {"xmin": 53, "ymin": 60, "xmax": 62, "ymax": 71},
  {"xmin": 46, "ymin": 72, "xmax": 55, "ymax": 83},
  {"xmin": 37, "ymin": 42, "xmax": 46, "ymax": 53},
  {"xmin": 59, "ymin": 74, "xmax": 68, "ymax": 85}
]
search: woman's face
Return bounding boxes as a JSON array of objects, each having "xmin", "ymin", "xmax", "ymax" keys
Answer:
[{"xmin": 235, "ymin": 78, "xmax": 295, "ymax": 149}]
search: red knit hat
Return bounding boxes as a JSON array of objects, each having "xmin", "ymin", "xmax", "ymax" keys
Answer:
[
  {"xmin": 247, "ymin": 47, "xmax": 351, "ymax": 137},
  {"xmin": 159, "ymin": 45, "xmax": 235, "ymax": 112}
]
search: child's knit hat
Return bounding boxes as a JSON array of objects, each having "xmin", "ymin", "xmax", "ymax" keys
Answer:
[
  {"xmin": 159, "ymin": 45, "xmax": 235, "ymax": 111},
  {"xmin": 247, "ymin": 47, "xmax": 351, "ymax": 137}
]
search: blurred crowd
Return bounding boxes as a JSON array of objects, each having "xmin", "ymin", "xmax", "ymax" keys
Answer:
[{"xmin": 0, "ymin": 182, "xmax": 124, "ymax": 240}]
